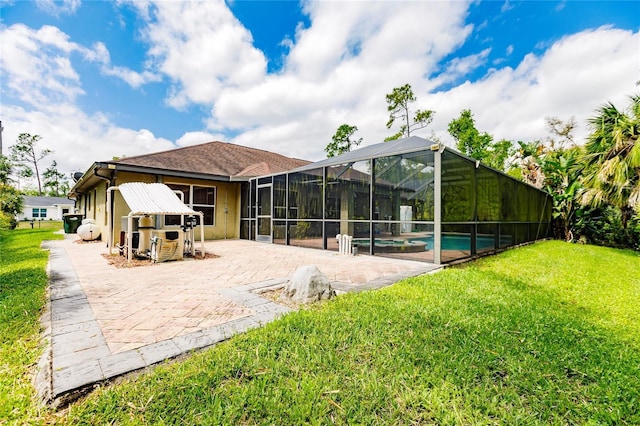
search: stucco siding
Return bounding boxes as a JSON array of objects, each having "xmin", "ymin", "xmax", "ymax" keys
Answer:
[{"xmin": 77, "ymin": 171, "xmax": 243, "ymax": 243}]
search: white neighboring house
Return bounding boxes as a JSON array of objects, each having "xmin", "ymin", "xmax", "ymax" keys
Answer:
[{"xmin": 19, "ymin": 196, "xmax": 75, "ymax": 221}]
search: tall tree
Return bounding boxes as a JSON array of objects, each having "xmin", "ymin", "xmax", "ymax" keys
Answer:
[
  {"xmin": 325, "ymin": 124, "xmax": 362, "ymax": 158},
  {"xmin": 581, "ymin": 95, "xmax": 640, "ymax": 227},
  {"xmin": 447, "ymin": 109, "xmax": 513, "ymax": 171},
  {"xmin": 0, "ymin": 183, "xmax": 23, "ymax": 216},
  {"xmin": 540, "ymin": 147, "xmax": 583, "ymax": 241},
  {"xmin": 0, "ymin": 155, "xmax": 13, "ymax": 185},
  {"xmin": 448, "ymin": 109, "xmax": 491, "ymax": 159},
  {"xmin": 0, "ymin": 155, "xmax": 23, "ymax": 227},
  {"xmin": 9, "ymin": 133, "xmax": 52, "ymax": 195},
  {"xmin": 385, "ymin": 84, "xmax": 434, "ymax": 141},
  {"xmin": 43, "ymin": 160, "xmax": 70, "ymax": 197},
  {"xmin": 546, "ymin": 116, "xmax": 577, "ymax": 149}
]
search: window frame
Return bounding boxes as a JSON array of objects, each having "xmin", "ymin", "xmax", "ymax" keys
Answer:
[
  {"xmin": 164, "ymin": 183, "xmax": 217, "ymax": 227},
  {"xmin": 32, "ymin": 208, "xmax": 48, "ymax": 218}
]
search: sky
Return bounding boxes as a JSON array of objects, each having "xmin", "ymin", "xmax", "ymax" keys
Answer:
[{"xmin": 1, "ymin": 0, "xmax": 638, "ymax": 183}]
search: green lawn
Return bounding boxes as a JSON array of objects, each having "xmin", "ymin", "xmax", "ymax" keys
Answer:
[
  {"xmin": 15, "ymin": 220, "xmax": 63, "ymax": 230},
  {"xmin": 1, "ymin": 230, "xmax": 638, "ymax": 424},
  {"xmin": 0, "ymin": 224, "xmax": 63, "ymax": 423},
  {"xmin": 60, "ymin": 241, "xmax": 639, "ymax": 425}
]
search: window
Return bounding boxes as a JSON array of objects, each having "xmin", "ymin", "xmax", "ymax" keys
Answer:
[
  {"xmin": 165, "ymin": 184, "xmax": 216, "ymax": 226},
  {"xmin": 32, "ymin": 208, "xmax": 47, "ymax": 218}
]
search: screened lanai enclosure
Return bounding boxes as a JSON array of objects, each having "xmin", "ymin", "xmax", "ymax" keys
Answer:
[{"xmin": 240, "ymin": 136, "xmax": 552, "ymax": 264}]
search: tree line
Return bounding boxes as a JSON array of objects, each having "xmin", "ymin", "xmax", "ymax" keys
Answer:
[
  {"xmin": 0, "ymin": 133, "xmax": 71, "ymax": 228},
  {"xmin": 2, "ymin": 87, "xmax": 638, "ymax": 249},
  {"xmin": 326, "ymin": 84, "xmax": 640, "ymax": 250}
]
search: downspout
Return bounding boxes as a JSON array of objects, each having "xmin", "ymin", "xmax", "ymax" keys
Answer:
[
  {"xmin": 106, "ymin": 187, "xmax": 118, "ymax": 256},
  {"xmin": 94, "ymin": 168, "xmax": 114, "ymax": 247},
  {"xmin": 197, "ymin": 212, "xmax": 205, "ymax": 258},
  {"xmin": 225, "ymin": 189, "xmax": 228, "ymax": 239}
]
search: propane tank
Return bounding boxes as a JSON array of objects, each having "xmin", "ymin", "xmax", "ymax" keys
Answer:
[{"xmin": 77, "ymin": 223, "xmax": 101, "ymax": 241}]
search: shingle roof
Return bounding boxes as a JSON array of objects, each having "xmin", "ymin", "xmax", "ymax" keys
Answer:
[
  {"xmin": 112, "ymin": 141, "xmax": 310, "ymax": 178},
  {"xmin": 23, "ymin": 196, "xmax": 74, "ymax": 207}
]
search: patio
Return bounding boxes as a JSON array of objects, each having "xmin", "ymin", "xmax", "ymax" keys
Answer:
[{"xmin": 38, "ymin": 235, "xmax": 440, "ymax": 405}]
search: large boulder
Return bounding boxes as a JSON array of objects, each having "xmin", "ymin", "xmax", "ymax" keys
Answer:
[{"xmin": 281, "ymin": 265, "xmax": 336, "ymax": 303}]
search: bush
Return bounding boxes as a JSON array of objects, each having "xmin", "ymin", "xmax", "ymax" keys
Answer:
[
  {"xmin": 0, "ymin": 212, "xmax": 17, "ymax": 230},
  {"xmin": 574, "ymin": 206, "xmax": 640, "ymax": 250}
]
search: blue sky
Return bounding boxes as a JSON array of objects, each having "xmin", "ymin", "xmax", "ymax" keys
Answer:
[{"xmin": 0, "ymin": 0, "xmax": 638, "ymax": 179}]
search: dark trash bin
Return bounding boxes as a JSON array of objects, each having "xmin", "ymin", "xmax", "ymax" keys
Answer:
[{"xmin": 63, "ymin": 214, "xmax": 83, "ymax": 234}]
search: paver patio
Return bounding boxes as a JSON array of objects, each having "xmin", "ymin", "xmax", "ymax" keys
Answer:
[{"xmin": 37, "ymin": 235, "xmax": 440, "ymax": 405}]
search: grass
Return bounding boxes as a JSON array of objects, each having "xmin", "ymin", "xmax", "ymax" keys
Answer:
[
  {"xmin": 1, "ymin": 230, "xmax": 638, "ymax": 424},
  {"xmin": 57, "ymin": 241, "xmax": 639, "ymax": 425},
  {"xmin": 0, "ymin": 223, "xmax": 63, "ymax": 423},
  {"xmin": 15, "ymin": 220, "xmax": 63, "ymax": 230}
]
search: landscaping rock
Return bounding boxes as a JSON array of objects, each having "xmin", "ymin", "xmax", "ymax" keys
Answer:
[{"xmin": 281, "ymin": 265, "xmax": 335, "ymax": 303}]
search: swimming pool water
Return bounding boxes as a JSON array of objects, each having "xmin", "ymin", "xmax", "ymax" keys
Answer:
[
  {"xmin": 354, "ymin": 235, "xmax": 505, "ymax": 251},
  {"xmin": 409, "ymin": 235, "xmax": 496, "ymax": 251}
]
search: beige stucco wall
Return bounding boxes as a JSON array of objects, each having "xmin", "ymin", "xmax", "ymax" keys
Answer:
[
  {"xmin": 75, "ymin": 180, "xmax": 109, "ymax": 239},
  {"xmin": 158, "ymin": 175, "xmax": 241, "ymax": 241},
  {"xmin": 92, "ymin": 182, "xmax": 108, "ymax": 226},
  {"xmin": 77, "ymin": 171, "xmax": 243, "ymax": 245}
]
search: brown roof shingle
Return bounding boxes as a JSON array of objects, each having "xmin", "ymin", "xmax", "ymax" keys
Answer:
[{"xmin": 112, "ymin": 141, "xmax": 310, "ymax": 178}]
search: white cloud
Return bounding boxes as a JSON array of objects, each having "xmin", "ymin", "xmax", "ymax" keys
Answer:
[
  {"xmin": 101, "ymin": 66, "xmax": 162, "ymax": 88},
  {"xmin": 1, "ymin": 104, "xmax": 175, "ymax": 176},
  {"xmin": 0, "ymin": 24, "xmax": 87, "ymax": 108},
  {"xmin": 0, "ymin": 21, "xmax": 174, "ymax": 179},
  {"xmin": 84, "ymin": 41, "xmax": 110, "ymax": 64},
  {"xmin": 0, "ymin": 24, "xmax": 153, "ymax": 107},
  {"xmin": 176, "ymin": 131, "xmax": 225, "ymax": 147},
  {"xmin": 131, "ymin": 0, "xmax": 268, "ymax": 108},
  {"xmin": 222, "ymin": 25, "xmax": 638, "ymax": 162},
  {"xmin": 424, "ymin": 27, "xmax": 639, "ymax": 148},
  {"xmin": 501, "ymin": 0, "xmax": 515, "ymax": 13},
  {"xmin": 431, "ymin": 48, "xmax": 491, "ymax": 87},
  {"xmin": 1, "ymin": 0, "xmax": 637, "ymax": 187},
  {"xmin": 0, "ymin": 23, "xmax": 174, "ymax": 174},
  {"xmin": 204, "ymin": 1, "xmax": 472, "ymax": 160},
  {"xmin": 0, "ymin": 22, "xmax": 167, "ymax": 116},
  {"xmin": 287, "ymin": 1, "xmax": 471, "ymax": 80},
  {"xmin": 36, "ymin": 0, "xmax": 81, "ymax": 16}
]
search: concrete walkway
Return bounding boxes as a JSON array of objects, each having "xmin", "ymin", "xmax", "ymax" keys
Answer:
[{"xmin": 37, "ymin": 236, "xmax": 440, "ymax": 405}]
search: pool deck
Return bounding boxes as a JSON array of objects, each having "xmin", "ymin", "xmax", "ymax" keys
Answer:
[{"xmin": 37, "ymin": 235, "xmax": 441, "ymax": 406}]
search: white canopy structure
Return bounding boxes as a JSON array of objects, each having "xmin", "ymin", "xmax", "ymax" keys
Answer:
[{"xmin": 107, "ymin": 182, "xmax": 205, "ymax": 261}]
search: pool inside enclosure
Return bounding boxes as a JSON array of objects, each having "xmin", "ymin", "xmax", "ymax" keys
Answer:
[{"xmin": 240, "ymin": 137, "xmax": 552, "ymax": 264}]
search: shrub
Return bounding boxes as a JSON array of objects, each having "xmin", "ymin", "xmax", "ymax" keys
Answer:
[
  {"xmin": 575, "ymin": 206, "xmax": 640, "ymax": 250},
  {"xmin": 0, "ymin": 211, "xmax": 17, "ymax": 230}
]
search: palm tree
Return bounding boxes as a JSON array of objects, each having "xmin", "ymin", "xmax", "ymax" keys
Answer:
[
  {"xmin": 581, "ymin": 95, "xmax": 640, "ymax": 227},
  {"xmin": 541, "ymin": 148, "xmax": 583, "ymax": 241}
]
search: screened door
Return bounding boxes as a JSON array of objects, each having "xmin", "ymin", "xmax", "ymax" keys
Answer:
[{"xmin": 256, "ymin": 184, "xmax": 272, "ymax": 242}]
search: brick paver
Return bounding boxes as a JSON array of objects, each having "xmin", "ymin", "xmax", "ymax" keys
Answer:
[{"xmin": 37, "ymin": 236, "xmax": 440, "ymax": 405}]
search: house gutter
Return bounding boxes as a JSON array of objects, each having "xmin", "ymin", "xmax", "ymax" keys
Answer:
[
  {"xmin": 104, "ymin": 163, "xmax": 232, "ymax": 182},
  {"xmin": 94, "ymin": 167, "xmax": 113, "ymax": 184}
]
